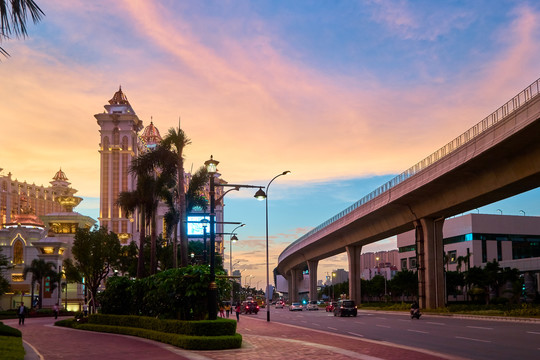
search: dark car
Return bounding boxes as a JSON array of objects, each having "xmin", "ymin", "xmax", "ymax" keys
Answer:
[
  {"xmin": 243, "ymin": 301, "xmax": 259, "ymax": 314},
  {"xmin": 333, "ymin": 300, "xmax": 357, "ymax": 317}
]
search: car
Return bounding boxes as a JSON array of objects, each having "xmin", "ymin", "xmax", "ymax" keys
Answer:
[
  {"xmin": 326, "ymin": 301, "xmax": 337, "ymax": 312},
  {"xmin": 243, "ymin": 301, "xmax": 259, "ymax": 314},
  {"xmin": 306, "ymin": 300, "xmax": 319, "ymax": 311},
  {"xmin": 333, "ymin": 299, "xmax": 357, "ymax": 317},
  {"xmin": 275, "ymin": 300, "xmax": 284, "ymax": 309},
  {"xmin": 289, "ymin": 302, "xmax": 303, "ymax": 311}
]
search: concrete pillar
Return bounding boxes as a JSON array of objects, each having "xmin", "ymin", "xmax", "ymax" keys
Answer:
[
  {"xmin": 346, "ymin": 245, "xmax": 362, "ymax": 303},
  {"xmin": 289, "ymin": 268, "xmax": 300, "ymax": 303},
  {"xmin": 415, "ymin": 217, "xmax": 445, "ymax": 309},
  {"xmin": 307, "ymin": 260, "xmax": 318, "ymax": 301}
]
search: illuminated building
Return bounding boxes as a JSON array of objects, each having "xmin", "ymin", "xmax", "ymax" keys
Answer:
[{"xmin": 95, "ymin": 88, "xmax": 226, "ymax": 253}]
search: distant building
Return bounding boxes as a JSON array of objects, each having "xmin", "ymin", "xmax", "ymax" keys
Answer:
[{"xmin": 397, "ymin": 213, "xmax": 540, "ymax": 293}]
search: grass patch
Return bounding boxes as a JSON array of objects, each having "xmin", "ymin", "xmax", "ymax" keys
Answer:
[{"xmin": 0, "ymin": 336, "xmax": 25, "ymax": 360}]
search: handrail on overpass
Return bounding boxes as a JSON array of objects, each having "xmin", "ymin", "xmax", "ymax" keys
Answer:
[{"xmin": 284, "ymin": 78, "xmax": 540, "ymax": 252}]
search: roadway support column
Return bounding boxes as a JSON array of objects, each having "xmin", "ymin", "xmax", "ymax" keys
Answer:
[
  {"xmin": 288, "ymin": 268, "xmax": 300, "ymax": 303},
  {"xmin": 415, "ymin": 217, "xmax": 445, "ymax": 309},
  {"xmin": 307, "ymin": 260, "xmax": 318, "ymax": 301},
  {"xmin": 346, "ymin": 245, "xmax": 362, "ymax": 303}
]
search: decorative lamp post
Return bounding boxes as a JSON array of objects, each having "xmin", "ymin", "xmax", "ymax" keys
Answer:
[
  {"xmin": 204, "ymin": 155, "xmax": 219, "ymax": 320},
  {"xmin": 254, "ymin": 170, "xmax": 290, "ymax": 322},
  {"xmin": 229, "ymin": 223, "xmax": 245, "ymax": 303}
]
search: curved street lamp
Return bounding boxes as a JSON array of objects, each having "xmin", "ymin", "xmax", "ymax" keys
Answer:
[
  {"xmin": 229, "ymin": 224, "xmax": 245, "ymax": 304},
  {"xmin": 254, "ymin": 170, "xmax": 291, "ymax": 322}
]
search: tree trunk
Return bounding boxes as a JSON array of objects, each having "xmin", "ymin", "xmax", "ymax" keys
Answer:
[
  {"xmin": 178, "ymin": 159, "xmax": 188, "ymax": 268},
  {"xmin": 172, "ymin": 226, "xmax": 178, "ymax": 268},
  {"xmin": 137, "ymin": 209, "xmax": 146, "ymax": 278},
  {"xmin": 150, "ymin": 208, "xmax": 157, "ymax": 275}
]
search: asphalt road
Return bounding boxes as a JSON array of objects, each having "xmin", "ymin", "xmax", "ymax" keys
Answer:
[{"xmin": 264, "ymin": 307, "xmax": 540, "ymax": 360}]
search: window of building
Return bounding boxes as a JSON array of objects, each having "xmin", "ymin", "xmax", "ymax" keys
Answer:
[
  {"xmin": 482, "ymin": 239, "xmax": 487, "ymax": 263},
  {"xmin": 409, "ymin": 257, "xmax": 417, "ymax": 269},
  {"xmin": 401, "ymin": 258, "xmax": 407, "ymax": 270},
  {"xmin": 399, "ymin": 245, "xmax": 416, "ymax": 253},
  {"xmin": 13, "ymin": 240, "xmax": 23, "ymax": 264},
  {"xmin": 447, "ymin": 250, "xmax": 457, "ymax": 264},
  {"xmin": 497, "ymin": 240, "xmax": 502, "ymax": 261}
]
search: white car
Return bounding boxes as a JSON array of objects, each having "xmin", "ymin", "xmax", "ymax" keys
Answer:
[
  {"xmin": 289, "ymin": 302, "xmax": 303, "ymax": 311},
  {"xmin": 306, "ymin": 300, "xmax": 319, "ymax": 311},
  {"xmin": 275, "ymin": 301, "xmax": 284, "ymax": 309}
]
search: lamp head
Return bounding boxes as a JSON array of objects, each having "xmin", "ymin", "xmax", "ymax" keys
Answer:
[
  {"xmin": 205, "ymin": 155, "xmax": 219, "ymax": 174},
  {"xmin": 231, "ymin": 235, "xmax": 238, "ymax": 242},
  {"xmin": 200, "ymin": 218, "xmax": 209, "ymax": 227},
  {"xmin": 254, "ymin": 187, "xmax": 266, "ymax": 201},
  {"xmin": 282, "ymin": 170, "xmax": 291, "ymax": 175}
]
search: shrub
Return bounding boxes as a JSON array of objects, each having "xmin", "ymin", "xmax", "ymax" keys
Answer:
[{"xmin": 0, "ymin": 322, "xmax": 22, "ymax": 337}]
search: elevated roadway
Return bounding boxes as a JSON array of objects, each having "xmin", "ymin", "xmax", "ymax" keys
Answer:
[{"xmin": 278, "ymin": 78, "xmax": 540, "ymax": 308}]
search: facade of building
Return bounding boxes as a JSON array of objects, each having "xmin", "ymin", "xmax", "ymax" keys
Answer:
[
  {"xmin": 95, "ymin": 88, "xmax": 227, "ymax": 254},
  {"xmin": 0, "ymin": 169, "xmax": 95, "ymax": 310},
  {"xmin": 397, "ymin": 213, "xmax": 540, "ymax": 292}
]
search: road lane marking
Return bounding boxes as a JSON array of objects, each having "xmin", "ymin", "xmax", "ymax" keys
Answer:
[
  {"xmin": 312, "ymin": 323, "xmax": 321, "ymax": 327},
  {"xmin": 375, "ymin": 317, "xmax": 386, "ymax": 320},
  {"xmin": 328, "ymin": 327, "xmax": 338, "ymax": 330},
  {"xmin": 527, "ymin": 331, "xmax": 540, "ymax": 335},
  {"xmin": 455, "ymin": 336, "xmax": 491, "ymax": 343},
  {"xmin": 466, "ymin": 326, "xmax": 493, "ymax": 330},
  {"xmin": 348, "ymin": 332, "xmax": 364, "ymax": 337},
  {"xmin": 407, "ymin": 329, "xmax": 429, "ymax": 334},
  {"xmin": 426, "ymin": 322, "xmax": 445, "ymax": 325},
  {"xmin": 376, "ymin": 325, "xmax": 391, "ymax": 328}
]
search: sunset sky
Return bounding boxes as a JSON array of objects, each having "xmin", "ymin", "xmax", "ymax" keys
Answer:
[{"xmin": 2, "ymin": 0, "xmax": 540, "ymax": 289}]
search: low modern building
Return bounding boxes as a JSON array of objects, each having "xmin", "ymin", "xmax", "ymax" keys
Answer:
[{"xmin": 398, "ymin": 213, "xmax": 540, "ymax": 293}]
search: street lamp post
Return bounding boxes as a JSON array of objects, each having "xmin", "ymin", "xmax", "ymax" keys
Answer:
[
  {"xmin": 229, "ymin": 224, "xmax": 245, "ymax": 304},
  {"xmin": 254, "ymin": 170, "xmax": 291, "ymax": 322},
  {"xmin": 204, "ymin": 155, "xmax": 219, "ymax": 320}
]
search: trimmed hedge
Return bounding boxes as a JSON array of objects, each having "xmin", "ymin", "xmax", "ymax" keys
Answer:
[
  {"xmin": 55, "ymin": 315, "xmax": 243, "ymax": 350},
  {"xmin": 88, "ymin": 314, "xmax": 237, "ymax": 336},
  {"xmin": 76, "ymin": 323, "xmax": 242, "ymax": 350},
  {"xmin": 0, "ymin": 322, "xmax": 22, "ymax": 337}
]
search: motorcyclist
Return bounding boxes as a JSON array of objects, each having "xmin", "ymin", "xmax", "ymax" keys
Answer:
[{"xmin": 410, "ymin": 301, "xmax": 420, "ymax": 318}]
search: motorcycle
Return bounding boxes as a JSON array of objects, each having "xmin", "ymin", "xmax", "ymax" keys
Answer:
[{"xmin": 410, "ymin": 307, "xmax": 421, "ymax": 319}]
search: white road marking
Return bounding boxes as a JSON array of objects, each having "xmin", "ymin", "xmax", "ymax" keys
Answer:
[
  {"xmin": 328, "ymin": 327, "xmax": 338, "ymax": 330},
  {"xmin": 312, "ymin": 323, "xmax": 321, "ymax": 327},
  {"xmin": 376, "ymin": 325, "xmax": 391, "ymax": 328},
  {"xmin": 426, "ymin": 322, "xmax": 445, "ymax": 325},
  {"xmin": 466, "ymin": 326, "xmax": 493, "ymax": 330},
  {"xmin": 348, "ymin": 332, "xmax": 364, "ymax": 337},
  {"xmin": 527, "ymin": 331, "xmax": 540, "ymax": 335},
  {"xmin": 455, "ymin": 336, "xmax": 491, "ymax": 343},
  {"xmin": 407, "ymin": 329, "xmax": 429, "ymax": 334}
]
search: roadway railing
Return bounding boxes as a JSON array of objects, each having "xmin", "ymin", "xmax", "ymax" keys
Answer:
[{"xmin": 284, "ymin": 78, "xmax": 540, "ymax": 252}]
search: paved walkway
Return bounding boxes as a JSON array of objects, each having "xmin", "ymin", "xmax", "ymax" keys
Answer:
[{"xmin": 3, "ymin": 315, "xmax": 466, "ymax": 360}]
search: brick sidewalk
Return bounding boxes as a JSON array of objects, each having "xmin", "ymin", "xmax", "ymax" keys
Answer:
[{"xmin": 4, "ymin": 315, "xmax": 466, "ymax": 360}]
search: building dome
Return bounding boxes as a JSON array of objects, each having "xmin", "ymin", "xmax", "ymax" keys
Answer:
[
  {"xmin": 140, "ymin": 121, "xmax": 162, "ymax": 149},
  {"xmin": 53, "ymin": 168, "xmax": 68, "ymax": 182},
  {"xmin": 4, "ymin": 212, "xmax": 45, "ymax": 229},
  {"xmin": 109, "ymin": 86, "xmax": 130, "ymax": 105}
]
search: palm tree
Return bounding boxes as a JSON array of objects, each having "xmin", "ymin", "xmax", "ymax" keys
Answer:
[
  {"xmin": 23, "ymin": 259, "xmax": 57, "ymax": 309},
  {"xmin": 0, "ymin": 0, "xmax": 44, "ymax": 56},
  {"xmin": 117, "ymin": 173, "xmax": 155, "ymax": 278},
  {"xmin": 129, "ymin": 147, "xmax": 177, "ymax": 275},
  {"xmin": 160, "ymin": 127, "xmax": 192, "ymax": 267}
]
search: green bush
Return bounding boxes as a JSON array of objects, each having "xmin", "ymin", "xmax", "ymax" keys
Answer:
[
  {"xmin": 88, "ymin": 314, "xmax": 237, "ymax": 336},
  {"xmin": 76, "ymin": 323, "xmax": 242, "ymax": 350},
  {"xmin": 0, "ymin": 336, "xmax": 25, "ymax": 360},
  {"xmin": 0, "ymin": 322, "xmax": 22, "ymax": 337}
]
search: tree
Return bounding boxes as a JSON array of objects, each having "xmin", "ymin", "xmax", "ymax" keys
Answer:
[
  {"xmin": 23, "ymin": 259, "xmax": 57, "ymax": 309},
  {"xmin": 67, "ymin": 226, "xmax": 121, "ymax": 313},
  {"xmin": 389, "ymin": 270, "xmax": 418, "ymax": 301},
  {"xmin": 0, "ymin": 0, "xmax": 44, "ymax": 56},
  {"xmin": 160, "ymin": 126, "xmax": 192, "ymax": 268}
]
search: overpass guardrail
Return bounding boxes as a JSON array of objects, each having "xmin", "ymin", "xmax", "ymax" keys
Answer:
[{"xmin": 284, "ymin": 78, "xmax": 540, "ymax": 253}]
